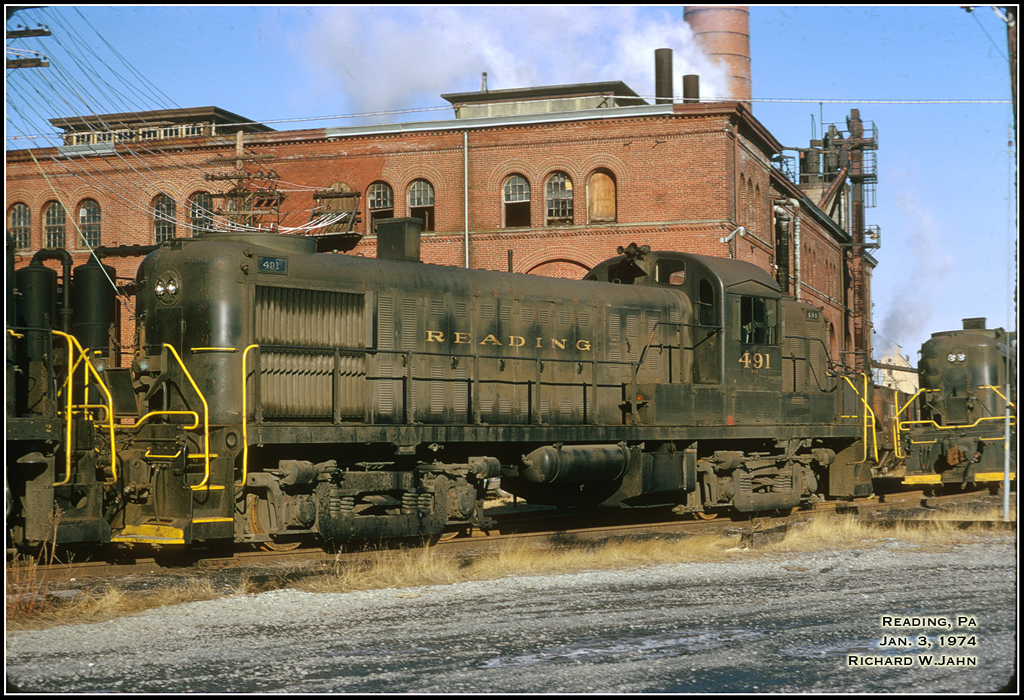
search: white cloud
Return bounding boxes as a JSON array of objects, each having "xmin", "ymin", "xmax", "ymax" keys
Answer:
[{"xmin": 297, "ymin": 6, "xmax": 730, "ymax": 119}]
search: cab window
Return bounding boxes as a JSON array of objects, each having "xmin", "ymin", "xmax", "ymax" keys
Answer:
[
  {"xmin": 655, "ymin": 259, "xmax": 685, "ymax": 285},
  {"xmin": 739, "ymin": 296, "xmax": 777, "ymax": 344}
]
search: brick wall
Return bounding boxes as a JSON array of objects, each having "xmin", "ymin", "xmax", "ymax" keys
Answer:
[{"xmin": 7, "ymin": 103, "xmax": 867, "ymax": 369}]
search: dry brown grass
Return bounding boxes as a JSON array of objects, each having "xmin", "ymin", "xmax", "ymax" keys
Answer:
[
  {"xmin": 765, "ymin": 511, "xmax": 1015, "ymax": 553},
  {"xmin": 908, "ymin": 505, "xmax": 1016, "ymax": 522},
  {"xmin": 7, "ymin": 507, "xmax": 1013, "ymax": 629},
  {"xmin": 5, "ymin": 571, "xmax": 257, "ymax": 631},
  {"xmin": 296, "ymin": 532, "xmax": 741, "ymax": 595}
]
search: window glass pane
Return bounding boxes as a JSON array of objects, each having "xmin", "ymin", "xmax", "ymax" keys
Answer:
[
  {"xmin": 154, "ymin": 195, "xmax": 176, "ymax": 243},
  {"xmin": 190, "ymin": 192, "xmax": 213, "ymax": 235},
  {"xmin": 368, "ymin": 182, "xmax": 393, "ymax": 210},
  {"xmin": 408, "ymin": 180, "xmax": 434, "ymax": 207},
  {"xmin": 503, "ymin": 175, "xmax": 529, "ymax": 203},
  {"xmin": 8, "ymin": 203, "xmax": 31, "ymax": 250},
  {"xmin": 545, "ymin": 173, "xmax": 573, "ymax": 222},
  {"xmin": 79, "ymin": 200, "xmax": 101, "ymax": 248},
  {"xmin": 740, "ymin": 296, "xmax": 777, "ymax": 344},
  {"xmin": 655, "ymin": 259, "xmax": 685, "ymax": 285},
  {"xmin": 44, "ymin": 202, "xmax": 65, "ymax": 248}
]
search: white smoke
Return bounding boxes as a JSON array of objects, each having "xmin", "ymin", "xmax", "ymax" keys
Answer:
[
  {"xmin": 877, "ymin": 177, "xmax": 955, "ymax": 347},
  {"xmin": 296, "ymin": 6, "xmax": 730, "ymax": 120}
]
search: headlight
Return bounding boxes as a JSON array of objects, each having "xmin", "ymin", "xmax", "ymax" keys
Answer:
[
  {"xmin": 957, "ymin": 352, "xmax": 966, "ymax": 362},
  {"xmin": 947, "ymin": 353, "xmax": 957, "ymax": 363},
  {"xmin": 166, "ymin": 278, "xmax": 178, "ymax": 295},
  {"xmin": 155, "ymin": 280, "xmax": 166, "ymax": 296}
]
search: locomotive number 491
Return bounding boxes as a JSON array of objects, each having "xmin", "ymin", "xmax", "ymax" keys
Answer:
[{"xmin": 739, "ymin": 351, "xmax": 771, "ymax": 370}]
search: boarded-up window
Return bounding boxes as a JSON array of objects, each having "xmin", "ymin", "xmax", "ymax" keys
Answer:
[{"xmin": 587, "ymin": 170, "xmax": 616, "ymax": 223}]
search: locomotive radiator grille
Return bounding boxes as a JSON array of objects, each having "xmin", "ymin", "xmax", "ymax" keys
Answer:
[{"xmin": 255, "ymin": 286, "xmax": 366, "ymax": 418}]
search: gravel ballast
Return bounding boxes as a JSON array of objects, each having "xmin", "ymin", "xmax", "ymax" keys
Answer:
[{"xmin": 6, "ymin": 536, "xmax": 1016, "ymax": 693}]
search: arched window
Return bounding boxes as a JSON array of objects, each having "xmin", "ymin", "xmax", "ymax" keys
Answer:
[
  {"xmin": 586, "ymin": 170, "xmax": 616, "ymax": 223},
  {"xmin": 752, "ymin": 184, "xmax": 760, "ymax": 235},
  {"xmin": 367, "ymin": 181, "xmax": 394, "ymax": 233},
  {"xmin": 739, "ymin": 173, "xmax": 747, "ymax": 225},
  {"xmin": 7, "ymin": 203, "xmax": 30, "ymax": 250},
  {"xmin": 189, "ymin": 192, "xmax": 214, "ymax": 236},
  {"xmin": 408, "ymin": 179, "xmax": 435, "ymax": 231},
  {"xmin": 545, "ymin": 172, "xmax": 573, "ymax": 225},
  {"xmin": 78, "ymin": 199, "xmax": 101, "ymax": 248},
  {"xmin": 502, "ymin": 174, "xmax": 531, "ymax": 228},
  {"xmin": 154, "ymin": 194, "xmax": 176, "ymax": 243},
  {"xmin": 44, "ymin": 202, "xmax": 65, "ymax": 249}
]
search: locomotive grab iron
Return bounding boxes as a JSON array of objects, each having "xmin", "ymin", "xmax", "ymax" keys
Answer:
[{"xmin": 5, "ymin": 220, "xmax": 1014, "ymax": 552}]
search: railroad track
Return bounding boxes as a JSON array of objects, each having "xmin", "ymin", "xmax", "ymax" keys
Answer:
[{"xmin": 9, "ymin": 486, "xmax": 1014, "ymax": 587}]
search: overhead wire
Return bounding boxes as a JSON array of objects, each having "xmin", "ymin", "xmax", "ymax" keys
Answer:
[{"xmin": 6, "ymin": 6, "xmax": 1014, "ymax": 242}]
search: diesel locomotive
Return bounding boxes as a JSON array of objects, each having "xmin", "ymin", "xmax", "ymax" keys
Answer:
[
  {"xmin": 899, "ymin": 318, "xmax": 1016, "ymax": 488},
  {"xmin": 8, "ymin": 219, "xmax": 891, "ymax": 551}
]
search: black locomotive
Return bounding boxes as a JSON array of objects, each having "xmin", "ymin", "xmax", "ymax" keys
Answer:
[
  {"xmin": 8, "ymin": 220, "xmax": 883, "ymax": 551},
  {"xmin": 899, "ymin": 318, "xmax": 1016, "ymax": 488}
]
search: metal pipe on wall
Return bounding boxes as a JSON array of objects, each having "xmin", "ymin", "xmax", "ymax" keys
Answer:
[{"xmin": 464, "ymin": 130, "xmax": 470, "ymax": 268}]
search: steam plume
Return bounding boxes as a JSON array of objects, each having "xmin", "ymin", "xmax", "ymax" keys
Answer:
[{"xmin": 298, "ymin": 7, "xmax": 729, "ymax": 119}]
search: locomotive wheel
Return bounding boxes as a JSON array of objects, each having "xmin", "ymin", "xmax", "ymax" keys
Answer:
[
  {"xmin": 694, "ymin": 510, "xmax": 719, "ymax": 521},
  {"xmin": 248, "ymin": 494, "xmax": 301, "ymax": 551},
  {"xmin": 432, "ymin": 527, "xmax": 469, "ymax": 544},
  {"xmin": 261, "ymin": 540, "xmax": 301, "ymax": 552}
]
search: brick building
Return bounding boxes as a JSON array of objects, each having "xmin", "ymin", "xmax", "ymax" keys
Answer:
[{"xmin": 6, "ymin": 84, "xmax": 876, "ymax": 371}]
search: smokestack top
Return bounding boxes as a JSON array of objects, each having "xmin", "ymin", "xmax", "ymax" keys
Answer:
[
  {"xmin": 684, "ymin": 6, "xmax": 751, "ymax": 104},
  {"xmin": 655, "ymin": 48, "xmax": 673, "ymax": 104}
]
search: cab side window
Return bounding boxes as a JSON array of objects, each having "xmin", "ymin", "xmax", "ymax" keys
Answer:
[{"xmin": 739, "ymin": 296, "xmax": 777, "ymax": 344}]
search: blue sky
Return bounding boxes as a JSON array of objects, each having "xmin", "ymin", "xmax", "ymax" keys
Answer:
[{"xmin": 5, "ymin": 5, "xmax": 1016, "ymax": 360}]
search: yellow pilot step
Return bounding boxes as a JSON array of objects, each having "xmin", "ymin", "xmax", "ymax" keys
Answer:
[
  {"xmin": 111, "ymin": 521, "xmax": 186, "ymax": 544},
  {"xmin": 903, "ymin": 472, "xmax": 1016, "ymax": 486}
]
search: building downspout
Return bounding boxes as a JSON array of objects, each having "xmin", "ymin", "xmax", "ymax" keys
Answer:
[
  {"xmin": 463, "ymin": 130, "xmax": 470, "ymax": 268},
  {"xmin": 773, "ymin": 198, "xmax": 801, "ymax": 299},
  {"xmin": 772, "ymin": 204, "xmax": 790, "ymax": 294},
  {"xmin": 793, "ymin": 210, "xmax": 801, "ymax": 301}
]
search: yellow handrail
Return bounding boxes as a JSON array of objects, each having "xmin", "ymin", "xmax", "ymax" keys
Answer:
[
  {"xmin": 978, "ymin": 385, "xmax": 1016, "ymax": 410},
  {"xmin": 899, "ymin": 414, "xmax": 1016, "ymax": 433},
  {"xmin": 895, "ymin": 384, "xmax": 1016, "ymax": 452},
  {"xmin": 161, "ymin": 344, "xmax": 213, "ymax": 490},
  {"xmin": 840, "ymin": 373, "xmax": 879, "ymax": 464},
  {"xmin": 52, "ymin": 331, "xmax": 117, "ymax": 486},
  {"xmin": 238, "ymin": 344, "xmax": 259, "ymax": 488},
  {"xmin": 890, "ymin": 388, "xmax": 938, "ymax": 459},
  {"xmin": 126, "ymin": 410, "xmax": 201, "ymax": 431}
]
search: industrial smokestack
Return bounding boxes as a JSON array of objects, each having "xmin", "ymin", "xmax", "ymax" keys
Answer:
[
  {"xmin": 655, "ymin": 48, "xmax": 673, "ymax": 104},
  {"xmin": 683, "ymin": 74, "xmax": 700, "ymax": 103},
  {"xmin": 683, "ymin": 6, "xmax": 752, "ymax": 104}
]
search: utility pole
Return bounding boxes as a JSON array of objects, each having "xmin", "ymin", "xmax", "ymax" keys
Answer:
[
  {"xmin": 6, "ymin": 6, "xmax": 50, "ymax": 69},
  {"xmin": 205, "ymin": 131, "xmax": 284, "ymax": 231}
]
